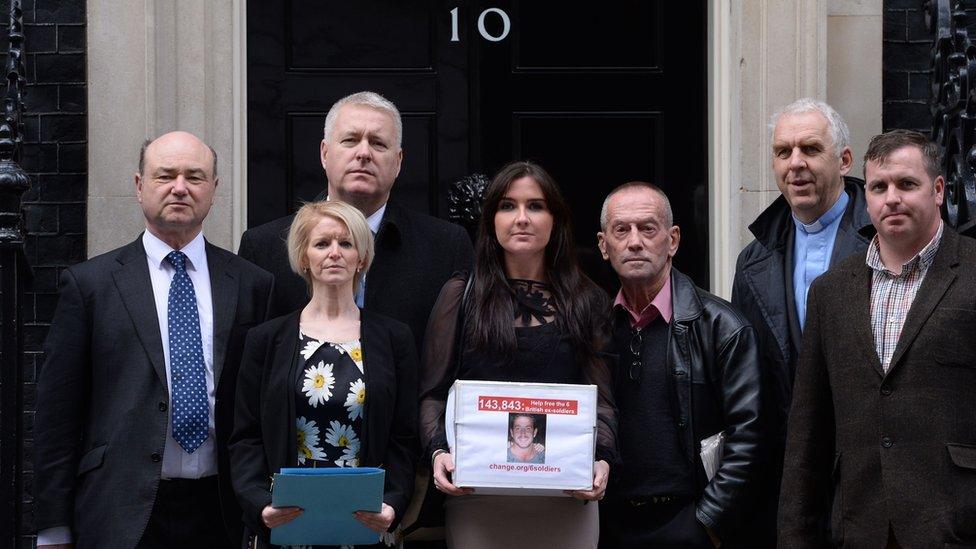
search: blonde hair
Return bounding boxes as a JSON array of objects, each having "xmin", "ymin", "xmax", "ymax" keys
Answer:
[{"xmin": 287, "ymin": 200, "xmax": 375, "ymax": 295}]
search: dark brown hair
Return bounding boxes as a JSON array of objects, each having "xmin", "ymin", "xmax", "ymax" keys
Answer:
[
  {"xmin": 863, "ymin": 129, "xmax": 941, "ymax": 180},
  {"xmin": 465, "ymin": 161, "xmax": 605, "ymax": 360}
]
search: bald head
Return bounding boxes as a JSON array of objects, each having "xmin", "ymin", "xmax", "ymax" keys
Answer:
[
  {"xmin": 139, "ymin": 131, "xmax": 218, "ymax": 179},
  {"xmin": 135, "ymin": 131, "xmax": 219, "ymax": 249}
]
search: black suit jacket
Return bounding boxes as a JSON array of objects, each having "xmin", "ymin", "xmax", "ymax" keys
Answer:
[
  {"xmin": 238, "ymin": 200, "xmax": 474, "ymax": 352},
  {"xmin": 229, "ymin": 309, "xmax": 419, "ymax": 541},
  {"xmin": 33, "ymin": 236, "xmax": 274, "ymax": 549},
  {"xmin": 779, "ymin": 228, "xmax": 976, "ymax": 547}
]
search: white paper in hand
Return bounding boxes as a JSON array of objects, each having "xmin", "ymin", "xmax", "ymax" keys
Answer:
[{"xmin": 699, "ymin": 431, "xmax": 725, "ymax": 482}]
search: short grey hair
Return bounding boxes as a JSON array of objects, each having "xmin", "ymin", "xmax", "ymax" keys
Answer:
[
  {"xmin": 600, "ymin": 181, "xmax": 673, "ymax": 229},
  {"xmin": 323, "ymin": 91, "xmax": 402, "ymax": 149},
  {"xmin": 769, "ymin": 98, "xmax": 850, "ymax": 157}
]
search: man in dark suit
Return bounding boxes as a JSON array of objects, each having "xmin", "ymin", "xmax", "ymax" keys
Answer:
[
  {"xmin": 731, "ymin": 99, "xmax": 874, "ymax": 544},
  {"xmin": 780, "ymin": 129, "xmax": 976, "ymax": 547},
  {"xmin": 33, "ymin": 131, "xmax": 274, "ymax": 549},
  {"xmin": 238, "ymin": 91, "xmax": 474, "ymax": 350}
]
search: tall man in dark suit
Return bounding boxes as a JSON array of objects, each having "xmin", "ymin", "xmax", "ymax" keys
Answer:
[
  {"xmin": 780, "ymin": 130, "xmax": 976, "ymax": 546},
  {"xmin": 238, "ymin": 91, "xmax": 474, "ymax": 350},
  {"xmin": 34, "ymin": 131, "xmax": 274, "ymax": 549},
  {"xmin": 731, "ymin": 99, "xmax": 874, "ymax": 544}
]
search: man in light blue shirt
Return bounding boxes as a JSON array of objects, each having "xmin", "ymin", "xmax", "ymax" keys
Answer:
[
  {"xmin": 792, "ymin": 188, "xmax": 849, "ymax": 329},
  {"xmin": 731, "ymin": 99, "xmax": 875, "ymax": 545}
]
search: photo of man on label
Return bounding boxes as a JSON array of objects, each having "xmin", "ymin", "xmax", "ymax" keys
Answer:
[{"xmin": 507, "ymin": 413, "xmax": 547, "ymax": 464}]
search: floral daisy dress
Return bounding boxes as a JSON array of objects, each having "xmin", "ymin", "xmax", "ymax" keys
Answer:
[
  {"xmin": 295, "ymin": 332, "xmax": 366, "ymax": 469},
  {"xmin": 291, "ymin": 332, "xmax": 394, "ymax": 549}
]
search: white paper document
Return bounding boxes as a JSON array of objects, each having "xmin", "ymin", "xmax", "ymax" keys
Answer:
[{"xmin": 699, "ymin": 431, "xmax": 725, "ymax": 481}]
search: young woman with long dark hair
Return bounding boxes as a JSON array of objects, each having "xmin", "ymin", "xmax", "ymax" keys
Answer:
[{"xmin": 418, "ymin": 161, "xmax": 617, "ymax": 548}]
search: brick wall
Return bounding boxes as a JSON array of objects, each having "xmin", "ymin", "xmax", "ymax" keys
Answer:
[
  {"xmin": 0, "ymin": 0, "xmax": 87, "ymax": 546},
  {"xmin": 883, "ymin": 0, "xmax": 976, "ymax": 133},
  {"xmin": 883, "ymin": 0, "xmax": 934, "ymax": 132}
]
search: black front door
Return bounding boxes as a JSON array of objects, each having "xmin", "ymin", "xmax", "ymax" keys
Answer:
[{"xmin": 247, "ymin": 0, "xmax": 708, "ymax": 287}]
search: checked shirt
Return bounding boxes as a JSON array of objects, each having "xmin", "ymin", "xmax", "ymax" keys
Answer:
[{"xmin": 866, "ymin": 222, "xmax": 943, "ymax": 373}]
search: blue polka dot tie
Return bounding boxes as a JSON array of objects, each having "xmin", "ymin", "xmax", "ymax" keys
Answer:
[{"xmin": 166, "ymin": 251, "xmax": 209, "ymax": 454}]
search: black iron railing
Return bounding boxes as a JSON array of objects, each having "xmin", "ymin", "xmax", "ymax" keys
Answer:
[
  {"xmin": 927, "ymin": 0, "xmax": 976, "ymax": 235},
  {"xmin": 447, "ymin": 173, "xmax": 489, "ymax": 241},
  {"xmin": 0, "ymin": 0, "xmax": 30, "ymax": 547}
]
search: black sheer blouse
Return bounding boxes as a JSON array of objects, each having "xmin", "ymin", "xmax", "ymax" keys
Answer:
[{"xmin": 419, "ymin": 275, "xmax": 618, "ymax": 465}]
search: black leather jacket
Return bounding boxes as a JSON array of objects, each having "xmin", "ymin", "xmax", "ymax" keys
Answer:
[{"xmin": 611, "ymin": 268, "xmax": 764, "ymax": 538}]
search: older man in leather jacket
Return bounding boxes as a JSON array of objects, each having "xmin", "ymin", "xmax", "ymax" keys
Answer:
[{"xmin": 596, "ymin": 182, "xmax": 764, "ymax": 548}]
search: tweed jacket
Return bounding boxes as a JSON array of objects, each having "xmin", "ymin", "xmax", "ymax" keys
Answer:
[{"xmin": 779, "ymin": 227, "xmax": 976, "ymax": 547}]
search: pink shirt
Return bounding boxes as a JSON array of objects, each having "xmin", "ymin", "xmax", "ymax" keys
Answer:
[{"xmin": 613, "ymin": 274, "xmax": 673, "ymax": 330}]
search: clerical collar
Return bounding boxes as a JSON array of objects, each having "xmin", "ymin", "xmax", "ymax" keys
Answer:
[{"xmin": 793, "ymin": 190, "xmax": 848, "ymax": 234}]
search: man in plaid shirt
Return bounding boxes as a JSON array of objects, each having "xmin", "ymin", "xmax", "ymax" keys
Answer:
[{"xmin": 779, "ymin": 129, "xmax": 976, "ymax": 547}]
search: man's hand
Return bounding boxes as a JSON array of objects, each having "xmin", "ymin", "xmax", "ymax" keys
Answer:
[
  {"xmin": 566, "ymin": 460, "xmax": 609, "ymax": 501},
  {"xmin": 432, "ymin": 452, "xmax": 475, "ymax": 496},
  {"xmin": 354, "ymin": 502, "xmax": 396, "ymax": 533},
  {"xmin": 261, "ymin": 504, "xmax": 303, "ymax": 529}
]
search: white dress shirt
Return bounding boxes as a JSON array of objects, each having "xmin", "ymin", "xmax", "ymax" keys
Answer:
[
  {"xmin": 37, "ymin": 230, "xmax": 218, "ymax": 547},
  {"xmin": 354, "ymin": 203, "xmax": 385, "ymax": 307},
  {"xmin": 366, "ymin": 203, "xmax": 386, "ymax": 234},
  {"xmin": 143, "ymin": 229, "xmax": 218, "ymax": 479}
]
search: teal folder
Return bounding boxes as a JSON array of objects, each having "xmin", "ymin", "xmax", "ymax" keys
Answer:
[{"xmin": 270, "ymin": 467, "xmax": 385, "ymax": 546}]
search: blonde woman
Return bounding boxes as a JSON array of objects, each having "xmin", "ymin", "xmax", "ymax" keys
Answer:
[{"xmin": 230, "ymin": 200, "xmax": 419, "ymax": 548}]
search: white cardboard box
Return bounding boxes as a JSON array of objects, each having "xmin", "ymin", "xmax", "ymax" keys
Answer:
[{"xmin": 446, "ymin": 379, "xmax": 596, "ymax": 496}]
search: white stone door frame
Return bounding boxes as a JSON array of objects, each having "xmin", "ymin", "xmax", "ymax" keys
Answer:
[
  {"xmin": 707, "ymin": 1, "xmax": 882, "ymax": 298},
  {"xmin": 87, "ymin": 0, "xmax": 246, "ymax": 257}
]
